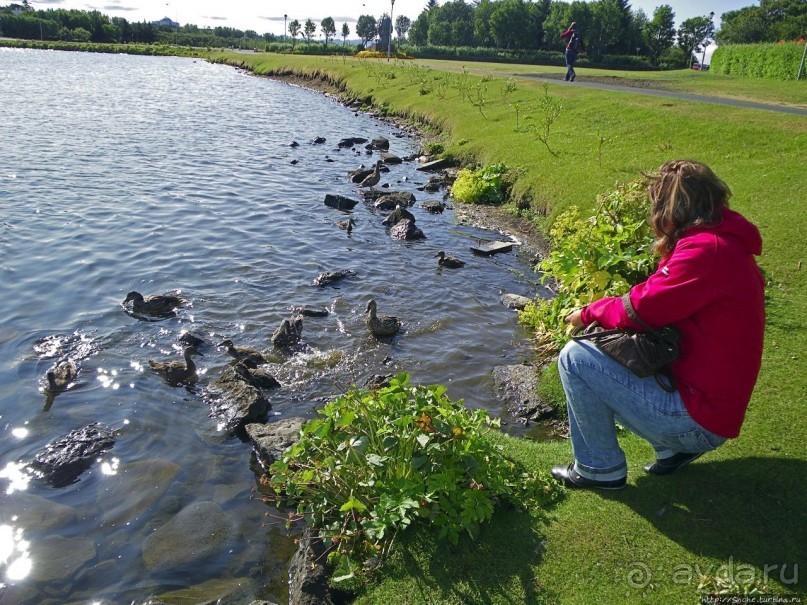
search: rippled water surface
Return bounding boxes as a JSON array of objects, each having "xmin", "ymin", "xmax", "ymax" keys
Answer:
[{"xmin": 0, "ymin": 48, "xmax": 544, "ymax": 603}]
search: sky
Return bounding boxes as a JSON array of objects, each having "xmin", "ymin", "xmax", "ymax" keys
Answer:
[{"xmin": 26, "ymin": 0, "xmax": 758, "ymax": 37}]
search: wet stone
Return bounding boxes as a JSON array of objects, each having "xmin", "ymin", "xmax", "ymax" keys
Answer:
[
  {"xmin": 390, "ymin": 218, "xmax": 426, "ymax": 241},
  {"xmin": 29, "ymin": 535, "xmax": 96, "ymax": 583},
  {"xmin": 372, "ymin": 191, "xmax": 416, "ymax": 211},
  {"xmin": 323, "ymin": 194, "xmax": 358, "ymax": 210},
  {"xmin": 493, "ymin": 365, "xmax": 554, "ymax": 423},
  {"xmin": 2, "ymin": 492, "xmax": 79, "ymax": 532},
  {"xmin": 28, "ymin": 422, "xmax": 116, "ymax": 487},
  {"xmin": 246, "ymin": 417, "xmax": 306, "ymax": 469},
  {"xmin": 98, "ymin": 459, "xmax": 181, "ymax": 529},
  {"xmin": 501, "ymin": 293, "xmax": 533, "ymax": 310}
]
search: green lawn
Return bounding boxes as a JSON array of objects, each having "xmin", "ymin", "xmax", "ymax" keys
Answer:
[{"xmin": 217, "ymin": 52, "xmax": 806, "ymax": 603}]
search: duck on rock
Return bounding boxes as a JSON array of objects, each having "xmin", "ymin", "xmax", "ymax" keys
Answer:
[
  {"xmin": 122, "ymin": 291, "xmax": 185, "ymax": 318},
  {"xmin": 271, "ymin": 316, "xmax": 303, "ymax": 348},
  {"xmin": 218, "ymin": 339, "xmax": 268, "ymax": 367},
  {"xmin": 358, "ymin": 160, "xmax": 383, "ymax": 190},
  {"xmin": 148, "ymin": 346, "xmax": 203, "ymax": 384},
  {"xmin": 365, "ymin": 299, "xmax": 401, "ymax": 337}
]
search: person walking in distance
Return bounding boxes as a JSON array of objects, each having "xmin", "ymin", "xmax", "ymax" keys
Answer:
[{"xmin": 561, "ymin": 22, "xmax": 584, "ymax": 82}]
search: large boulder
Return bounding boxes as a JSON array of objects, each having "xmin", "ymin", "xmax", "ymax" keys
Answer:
[
  {"xmin": 99, "ymin": 459, "xmax": 181, "ymax": 528},
  {"xmin": 324, "ymin": 194, "xmax": 358, "ymax": 210},
  {"xmin": 390, "ymin": 219, "xmax": 426, "ymax": 241},
  {"xmin": 367, "ymin": 136, "xmax": 390, "ymax": 150},
  {"xmin": 141, "ymin": 501, "xmax": 239, "ymax": 572},
  {"xmin": 372, "ymin": 191, "xmax": 416, "ymax": 211},
  {"xmin": 207, "ymin": 375, "xmax": 270, "ymax": 434},
  {"xmin": 28, "ymin": 422, "xmax": 116, "ymax": 487},
  {"xmin": 337, "ymin": 137, "xmax": 368, "ymax": 148}
]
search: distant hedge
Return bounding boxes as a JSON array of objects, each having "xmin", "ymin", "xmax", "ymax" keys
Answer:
[{"xmin": 710, "ymin": 42, "xmax": 806, "ymax": 80}]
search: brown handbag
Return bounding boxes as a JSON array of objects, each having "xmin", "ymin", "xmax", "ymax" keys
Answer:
[{"xmin": 572, "ymin": 293, "xmax": 681, "ymax": 392}]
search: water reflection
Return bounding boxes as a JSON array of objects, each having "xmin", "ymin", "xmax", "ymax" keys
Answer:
[
  {"xmin": 0, "ymin": 462, "xmax": 30, "ymax": 495},
  {"xmin": 0, "ymin": 524, "xmax": 32, "ymax": 582}
]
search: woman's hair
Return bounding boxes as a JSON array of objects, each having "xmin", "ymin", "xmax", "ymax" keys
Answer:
[{"xmin": 647, "ymin": 160, "xmax": 731, "ymax": 257}]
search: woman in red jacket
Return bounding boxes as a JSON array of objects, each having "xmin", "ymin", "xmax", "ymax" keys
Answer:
[{"xmin": 552, "ymin": 160, "xmax": 765, "ymax": 490}]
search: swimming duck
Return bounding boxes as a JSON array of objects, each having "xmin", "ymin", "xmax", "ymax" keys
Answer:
[
  {"xmin": 381, "ymin": 205, "xmax": 415, "ymax": 227},
  {"xmin": 148, "ymin": 346, "xmax": 202, "ymax": 384},
  {"xmin": 271, "ymin": 316, "xmax": 303, "ymax": 348},
  {"xmin": 365, "ymin": 299, "xmax": 401, "ymax": 337},
  {"xmin": 336, "ymin": 218, "xmax": 356, "ymax": 233},
  {"xmin": 435, "ymin": 251, "xmax": 466, "ymax": 269},
  {"xmin": 44, "ymin": 358, "xmax": 78, "ymax": 394},
  {"xmin": 122, "ymin": 291, "xmax": 185, "ymax": 318},
  {"xmin": 233, "ymin": 362, "xmax": 281, "ymax": 390},
  {"xmin": 218, "ymin": 339, "xmax": 268, "ymax": 367},
  {"xmin": 358, "ymin": 160, "xmax": 383, "ymax": 190}
]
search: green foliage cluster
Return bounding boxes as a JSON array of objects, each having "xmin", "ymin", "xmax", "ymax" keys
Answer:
[
  {"xmin": 451, "ymin": 163, "xmax": 510, "ymax": 205},
  {"xmin": 519, "ymin": 180, "xmax": 656, "ymax": 351},
  {"xmin": 268, "ymin": 373, "xmax": 562, "ymax": 584},
  {"xmin": 0, "ymin": 38, "xmax": 204, "ymax": 56},
  {"xmin": 710, "ymin": 42, "xmax": 807, "ymax": 80}
]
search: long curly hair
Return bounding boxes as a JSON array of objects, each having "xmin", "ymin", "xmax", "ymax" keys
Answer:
[{"xmin": 647, "ymin": 160, "xmax": 731, "ymax": 257}]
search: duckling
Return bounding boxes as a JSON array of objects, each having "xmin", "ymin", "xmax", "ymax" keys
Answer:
[
  {"xmin": 435, "ymin": 251, "xmax": 466, "ymax": 269},
  {"xmin": 381, "ymin": 205, "xmax": 415, "ymax": 227},
  {"xmin": 271, "ymin": 316, "xmax": 303, "ymax": 348},
  {"xmin": 218, "ymin": 339, "xmax": 268, "ymax": 367},
  {"xmin": 358, "ymin": 160, "xmax": 383, "ymax": 190},
  {"xmin": 365, "ymin": 299, "xmax": 401, "ymax": 337},
  {"xmin": 336, "ymin": 218, "xmax": 356, "ymax": 233},
  {"xmin": 122, "ymin": 291, "xmax": 185, "ymax": 318},
  {"xmin": 148, "ymin": 346, "xmax": 202, "ymax": 384},
  {"xmin": 233, "ymin": 362, "xmax": 281, "ymax": 390},
  {"xmin": 44, "ymin": 358, "xmax": 78, "ymax": 394}
]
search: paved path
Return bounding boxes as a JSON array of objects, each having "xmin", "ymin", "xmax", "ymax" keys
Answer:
[{"xmin": 512, "ymin": 73, "xmax": 807, "ymax": 117}]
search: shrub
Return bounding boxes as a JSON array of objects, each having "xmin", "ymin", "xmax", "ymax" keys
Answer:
[
  {"xmin": 710, "ymin": 42, "xmax": 806, "ymax": 80},
  {"xmin": 450, "ymin": 162, "xmax": 510, "ymax": 205},
  {"xmin": 519, "ymin": 180, "xmax": 656, "ymax": 350},
  {"xmin": 267, "ymin": 373, "xmax": 562, "ymax": 585}
]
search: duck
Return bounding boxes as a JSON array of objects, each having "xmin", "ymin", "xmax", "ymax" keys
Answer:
[
  {"xmin": 435, "ymin": 251, "xmax": 466, "ymax": 269},
  {"xmin": 233, "ymin": 362, "xmax": 281, "ymax": 390},
  {"xmin": 271, "ymin": 316, "xmax": 303, "ymax": 348},
  {"xmin": 336, "ymin": 218, "xmax": 356, "ymax": 233},
  {"xmin": 365, "ymin": 299, "xmax": 401, "ymax": 337},
  {"xmin": 178, "ymin": 331, "xmax": 205, "ymax": 348},
  {"xmin": 44, "ymin": 358, "xmax": 78, "ymax": 394},
  {"xmin": 218, "ymin": 339, "xmax": 268, "ymax": 367},
  {"xmin": 148, "ymin": 346, "xmax": 202, "ymax": 384},
  {"xmin": 358, "ymin": 160, "xmax": 383, "ymax": 190},
  {"xmin": 381, "ymin": 205, "xmax": 415, "ymax": 227},
  {"xmin": 122, "ymin": 291, "xmax": 185, "ymax": 318}
]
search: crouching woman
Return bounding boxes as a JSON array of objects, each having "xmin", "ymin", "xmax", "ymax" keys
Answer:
[{"xmin": 552, "ymin": 160, "xmax": 765, "ymax": 490}]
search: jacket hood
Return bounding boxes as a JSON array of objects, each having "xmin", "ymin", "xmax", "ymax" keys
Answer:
[{"xmin": 689, "ymin": 208, "xmax": 762, "ymax": 256}]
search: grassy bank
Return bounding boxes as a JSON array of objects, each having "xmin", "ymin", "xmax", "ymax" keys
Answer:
[{"xmin": 214, "ymin": 52, "xmax": 806, "ymax": 603}]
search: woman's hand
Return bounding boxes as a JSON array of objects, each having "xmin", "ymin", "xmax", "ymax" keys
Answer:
[{"xmin": 564, "ymin": 309, "xmax": 585, "ymax": 328}]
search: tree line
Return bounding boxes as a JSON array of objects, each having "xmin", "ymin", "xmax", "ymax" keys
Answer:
[{"xmin": 1, "ymin": 0, "xmax": 803, "ymax": 67}]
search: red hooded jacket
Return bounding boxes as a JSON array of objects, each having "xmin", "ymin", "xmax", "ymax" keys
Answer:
[{"xmin": 580, "ymin": 208, "xmax": 765, "ymax": 438}]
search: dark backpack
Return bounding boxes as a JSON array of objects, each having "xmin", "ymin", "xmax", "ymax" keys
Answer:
[{"xmin": 568, "ymin": 31, "xmax": 582, "ymax": 52}]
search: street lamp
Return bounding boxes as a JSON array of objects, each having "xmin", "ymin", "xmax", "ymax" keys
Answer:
[
  {"xmin": 386, "ymin": 0, "xmax": 395, "ymax": 62},
  {"xmin": 284, "ymin": 14, "xmax": 287, "ymax": 43},
  {"xmin": 701, "ymin": 11, "xmax": 714, "ymax": 71}
]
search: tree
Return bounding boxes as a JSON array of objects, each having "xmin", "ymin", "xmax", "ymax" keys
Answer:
[
  {"xmin": 409, "ymin": 11, "xmax": 430, "ymax": 45},
  {"xmin": 490, "ymin": 0, "xmax": 532, "ymax": 50},
  {"xmin": 717, "ymin": 0, "xmax": 807, "ymax": 44},
  {"xmin": 428, "ymin": 0, "xmax": 475, "ymax": 46},
  {"xmin": 543, "ymin": 1, "xmax": 592, "ymax": 51},
  {"xmin": 303, "ymin": 18, "xmax": 316, "ymax": 43},
  {"xmin": 341, "ymin": 22, "xmax": 350, "ymax": 45},
  {"xmin": 677, "ymin": 16, "xmax": 715, "ymax": 67},
  {"xmin": 395, "ymin": 15, "xmax": 411, "ymax": 43},
  {"xmin": 589, "ymin": 0, "xmax": 625, "ymax": 57},
  {"xmin": 288, "ymin": 19, "xmax": 301, "ymax": 50},
  {"xmin": 321, "ymin": 17, "xmax": 335, "ymax": 46},
  {"xmin": 643, "ymin": 5, "xmax": 675, "ymax": 64},
  {"xmin": 356, "ymin": 14, "xmax": 377, "ymax": 48}
]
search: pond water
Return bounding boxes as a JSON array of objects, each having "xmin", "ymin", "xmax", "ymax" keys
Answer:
[{"xmin": 0, "ymin": 48, "xmax": 547, "ymax": 604}]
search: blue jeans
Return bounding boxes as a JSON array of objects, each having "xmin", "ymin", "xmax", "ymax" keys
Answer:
[
  {"xmin": 564, "ymin": 50, "xmax": 578, "ymax": 81},
  {"xmin": 558, "ymin": 340, "xmax": 726, "ymax": 481}
]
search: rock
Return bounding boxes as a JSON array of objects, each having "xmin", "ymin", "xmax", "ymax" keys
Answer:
[
  {"xmin": 416, "ymin": 157, "xmax": 452, "ymax": 171},
  {"xmin": 367, "ymin": 136, "xmax": 390, "ymax": 150},
  {"xmin": 151, "ymin": 578, "xmax": 260, "ymax": 605},
  {"xmin": 2, "ymin": 492, "xmax": 78, "ymax": 531},
  {"xmin": 380, "ymin": 151, "xmax": 402, "ymax": 164},
  {"xmin": 289, "ymin": 141, "xmax": 299, "ymax": 147},
  {"xmin": 492, "ymin": 365, "xmax": 554, "ymax": 423},
  {"xmin": 372, "ymin": 191, "xmax": 416, "ymax": 211},
  {"xmin": 207, "ymin": 378, "xmax": 270, "ymax": 434},
  {"xmin": 271, "ymin": 316, "xmax": 303, "ymax": 347},
  {"xmin": 288, "ymin": 527, "xmax": 335, "ymax": 605},
  {"xmin": 312, "ymin": 136, "xmax": 326, "ymax": 144},
  {"xmin": 324, "ymin": 194, "xmax": 358, "ymax": 210},
  {"xmin": 312, "ymin": 269, "xmax": 356, "ymax": 287},
  {"xmin": 294, "ymin": 306, "xmax": 329, "ymax": 318},
  {"xmin": 99, "ymin": 459, "xmax": 181, "ymax": 528},
  {"xmin": 390, "ymin": 219, "xmax": 426, "ymax": 241},
  {"xmin": 177, "ymin": 331, "xmax": 205, "ymax": 347},
  {"xmin": 421, "ymin": 200, "xmax": 446, "ymax": 213},
  {"xmin": 141, "ymin": 501, "xmax": 239, "ymax": 571},
  {"xmin": 233, "ymin": 362, "xmax": 281, "ymax": 391},
  {"xmin": 347, "ymin": 166, "xmax": 373, "ymax": 183},
  {"xmin": 382, "ymin": 206, "xmax": 415, "ymax": 226},
  {"xmin": 337, "ymin": 137, "xmax": 368, "ymax": 148},
  {"xmin": 364, "ymin": 374, "xmax": 392, "ymax": 389},
  {"xmin": 28, "ymin": 422, "xmax": 116, "ymax": 487},
  {"xmin": 246, "ymin": 417, "xmax": 306, "ymax": 468},
  {"xmin": 501, "ymin": 293, "xmax": 533, "ymax": 310},
  {"xmin": 27, "ymin": 535, "xmax": 96, "ymax": 582}
]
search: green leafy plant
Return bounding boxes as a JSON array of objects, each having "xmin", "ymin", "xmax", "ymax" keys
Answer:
[
  {"xmin": 267, "ymin": 373, "xmax": 562, "ymax": 585},
  {"xmin": 451, "ymin": 162, "xmax": 510, "ymax": 205},
  {"xmin": 519, "ymin": 180, "xmax": 656, "ymax": 350}
]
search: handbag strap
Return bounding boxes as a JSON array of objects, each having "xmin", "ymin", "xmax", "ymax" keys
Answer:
[{"xmin": 620, "ymin": 293, "xmax": 654, "ymax": 332}]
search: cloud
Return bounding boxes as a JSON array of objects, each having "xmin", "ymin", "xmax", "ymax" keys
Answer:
[
  {"xmin": 35, "ymin": 0, "xmax": 66, "ymax": 4},
  {"xmin": 203, "ymin": 15, "xmax": 227, "ymax": 22},
  {"xmin": 103, "ymin": 4, "xmax": 138, "ymax": 11},
  {"xmin": 258, "ymin": 15, "xmax": 357, "ymax": 24}
]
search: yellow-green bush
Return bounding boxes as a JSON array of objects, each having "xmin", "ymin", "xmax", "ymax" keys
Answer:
[{"xmin": 710, "ymin": 41, "xmax": 806, "ymax": 80}]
